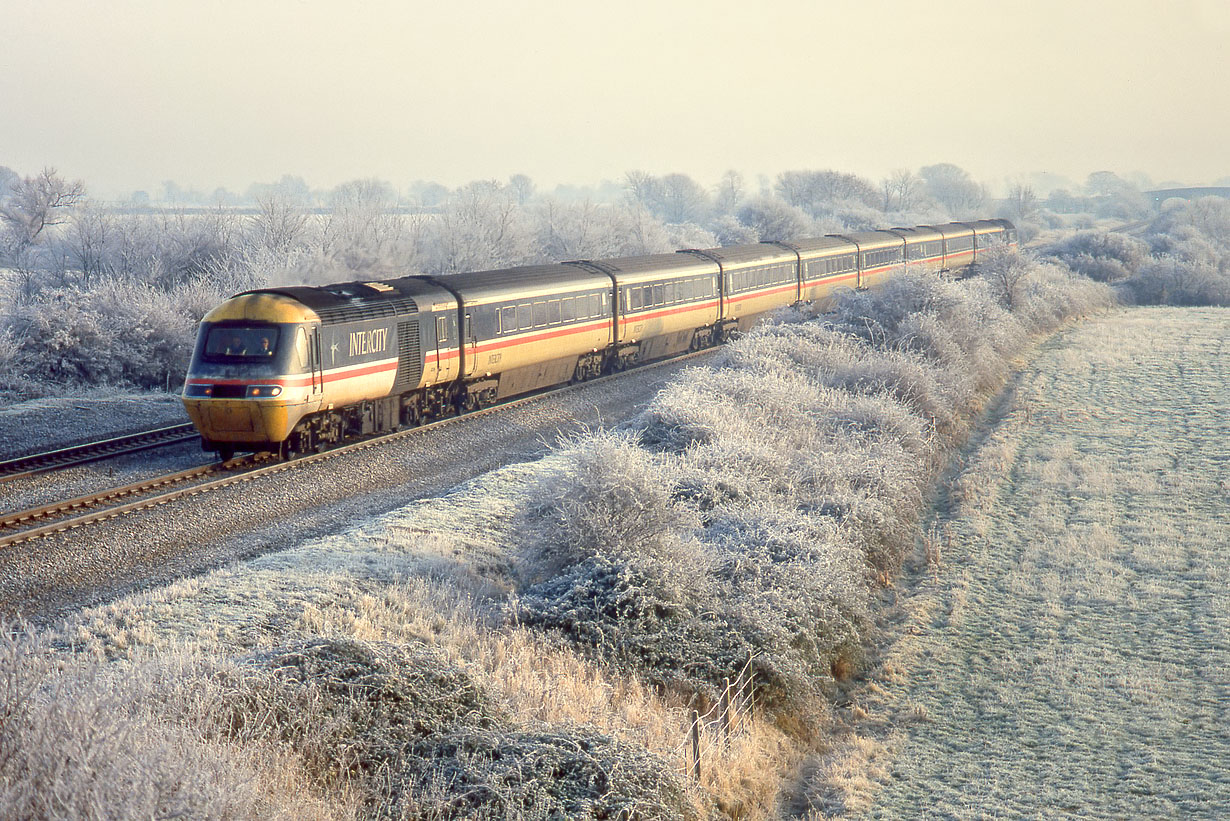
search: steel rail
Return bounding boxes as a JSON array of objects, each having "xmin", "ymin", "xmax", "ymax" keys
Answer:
[
  {"xmin": 0, "ymin": 348, "xmax": 716, "ymax": 549},
  {"xmin": 0, "ymin": 456, "xmax": 267, "ymax": 542},
  {"xmin": 0, "ymin": 423, "xmax": 199, "ymax": 483}
]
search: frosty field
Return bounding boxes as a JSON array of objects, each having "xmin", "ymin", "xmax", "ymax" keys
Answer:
[{"xmin": 853, "ymin": 307, "xmax": 1229, "ymax": 818}]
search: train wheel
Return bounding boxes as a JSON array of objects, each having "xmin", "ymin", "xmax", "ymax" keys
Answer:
[{"xmin": 218, "ymin": 445, "xmax": 235, "ymax": 462}]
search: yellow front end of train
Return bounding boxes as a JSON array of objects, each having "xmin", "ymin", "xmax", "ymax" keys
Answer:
[{"xmin": 181, "ymin": 293, "xmax": 324, "ymax": 455}]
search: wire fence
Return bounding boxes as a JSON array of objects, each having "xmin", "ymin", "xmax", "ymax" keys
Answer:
[{"xmin": 672, "ymin": 655, "xmax": 758, "ymax": 781}]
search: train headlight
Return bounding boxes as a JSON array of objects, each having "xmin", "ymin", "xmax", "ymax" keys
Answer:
[
  {"xmin": 184, "ymin": 384, "xmax": 214, "ymax": 397},
  {"xmin": 246, "ymin": 385, "xmax": 283, "ymax": 398}
]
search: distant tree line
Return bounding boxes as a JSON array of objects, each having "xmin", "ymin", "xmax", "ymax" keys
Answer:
[{"xmin": 1, "ymin": 160, "xmax": 1225, "ymax": 397}]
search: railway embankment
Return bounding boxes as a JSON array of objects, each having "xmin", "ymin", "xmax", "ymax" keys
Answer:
[{"xmin": 1, "ymin": 253, "xmax": 1120, "ymax": 819}]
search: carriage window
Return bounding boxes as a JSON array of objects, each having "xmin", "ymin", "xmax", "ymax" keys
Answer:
[
  {"xmin": 561, "ymin": 297, "xmax": 575, "ymax": 322},
  {"xmin": 518, "ymin": 303, "xmax": 534, "ymax": 331},
  {"xmin": 532, "ymin": 301, "xmax": 548, "ymax": 327},
  {"xmin": 547, "ymin": 300, "xmax": 561, "ymax": 325},
  {"xmin": 652, "ymin": 284, "xmax": 664, "ymax": 306},
  {"xmin": 590, "ymin": 294, "xmax": 603, "ymax": 317}
]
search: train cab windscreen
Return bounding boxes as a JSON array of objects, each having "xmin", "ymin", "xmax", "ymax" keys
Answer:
[{"xmin": 204, "ymin": 327, "xmax": 280, "ymax": 359}]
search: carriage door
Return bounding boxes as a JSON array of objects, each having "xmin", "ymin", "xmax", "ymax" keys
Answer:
[
  {"xmin": 463, "ymin": 313, "xmax": 477, "ymax": 378},
  {"xmin": 433, "ymin": 315, "xmax": 448, "ymax": 382},
  {"xmin": 309, "ymin": 327, "xmax": 323, "ymax": 394}
]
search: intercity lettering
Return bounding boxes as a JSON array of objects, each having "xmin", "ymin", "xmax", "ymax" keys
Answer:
[{"xmin": 348, "ymin": 327, "xmax": 389, "ymax": 357}]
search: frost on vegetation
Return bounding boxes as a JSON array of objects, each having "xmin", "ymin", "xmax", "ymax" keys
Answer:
[
  {"xmin": 186, "ymin": 636, "xmax": 693, "ymax": 820},
  {"xmin": 0, "ymin": 622, "xmax": 296, "ymax": 820},
  {"xmin": 1042, "ymin": 197, "xmax": 1230, "ymax": 306},
  {"xmin": 2, "ymin": 622, "xmax": 695, "ymax": 821},
  {"xmin": 512, "ymin": 256, "xmax": 1113, "ymax": 730}
]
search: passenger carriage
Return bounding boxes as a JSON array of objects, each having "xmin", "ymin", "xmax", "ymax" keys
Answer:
[
  {"xmin": 770, "ymin": 236, "xmax": 860, "ymax": 310},
  {"xmin": 832, "ymin": 230, "xmax": 906, "ymax": 289},
  {"xmin": 680, "ymin": 243, "xmax": 800, "ymax": 333}
]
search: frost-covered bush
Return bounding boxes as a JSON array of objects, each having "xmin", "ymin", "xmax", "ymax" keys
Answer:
[
  {"xmin": 516, "ymin": 432, "xmax": 705, "ymax": 584},
  {"xmin": 513, "ymin": 431, "xmax": 863, "ymax": 718},
  {"xmin": 1012, "ymin": 259, "xmax": 1117, "ymax": 329},
  {"xmin": 1119, "ymin": 197, "xmax": 1230, "ymax": 306},
  {"xmin": 0, "ymin": 277, "xmax": 207, "ymax": 391},
  {"xmin": 186, "ymin": 635, "xmax": 694, "ymax": 819},
  {"xmin": 388, "ymin": 727, "xmax": 694, "ymax": 820},
  {"xmin": 829, "ymin": 271, "xmax": 1022, "ymax": 397},
  {"xmin": 1122, "ymin": 256, "xmax": 1230, "ymax": 306},
  {"xmin": 1042, "ymin": 230, "xmax": 1151, "ymax": 282}
]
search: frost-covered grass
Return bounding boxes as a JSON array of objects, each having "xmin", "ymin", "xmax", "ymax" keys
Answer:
[
  {"xmin": 2, "ymin": 250, "xmax": 1116, "ymax": 819},
  {"xmin": 810, "ymin": 308, "xmax": 1230, "ymax": 817}
]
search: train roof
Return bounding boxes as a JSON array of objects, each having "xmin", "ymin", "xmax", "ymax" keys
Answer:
[
  {"xmin": 921, "ymin": 222, "xmax": 974, "ymax": 238},
  {"xmin": 888, "ymin": 226, "xmax": 945, "ymax": 242},
  {"xmin": 678, "ymin": 242, "xmax": 798, "ymax": 270},
  {"xmin": 436, "ymin": 264, "xmax": 612, "ymax": 307},
  {"xmin": 962, "ymin": 218, "xmax": 1014, "ymax": 233},
  {"xmin": 239, "ymin": 276, "xmax": 456, "ymax": 323},
  {"xmin": 773, "ymin": 236, "xmax": 857, "ymax": 256},
  {"xmin": 828, "ymin": 230, "xmax": 904, "ymax": 250},
  {"xmin": 572, "ymin": 252, "xmax": 718, "ymax": 285}
]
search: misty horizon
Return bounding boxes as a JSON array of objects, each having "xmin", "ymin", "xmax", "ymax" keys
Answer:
[{"xmin": 4, "ymin": 0, "xmax": 1228, "ymax": 202}]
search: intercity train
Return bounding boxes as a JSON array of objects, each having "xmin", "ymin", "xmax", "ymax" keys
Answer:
[{"xmin": 181, "ymin": 219, "xmax": 1017, "ymax": 459}]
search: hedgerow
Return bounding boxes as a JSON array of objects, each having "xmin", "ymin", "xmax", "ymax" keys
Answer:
[{"xmin": 513, "ymin": 255, "xmax": 1114, "ymax": 732}]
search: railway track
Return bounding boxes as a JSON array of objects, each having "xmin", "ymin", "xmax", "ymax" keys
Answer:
[
  {"xmin": 0, "ymin": 348, "xmax": 716, "ymax": 550},
  {"xmin": 0, "ymin": 423, "xmax": 199, "ymax": 483},
  {"xmin": 0, "ymin": 457, "xmax": 266, "ymax": 548}
]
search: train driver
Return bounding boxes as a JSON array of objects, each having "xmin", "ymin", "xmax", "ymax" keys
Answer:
[{"xmin": 225, "ymin": 335, "xmax": 246, "ymax": 355}]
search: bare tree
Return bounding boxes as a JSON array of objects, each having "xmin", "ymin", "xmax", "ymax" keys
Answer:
[
  {"xmin": 251, "ymin": 192, "xmax": 309, "ymax": 255},
  {"xmin": 655, "ymin": 173, "xmax": 709, "ymax": 224},
  {"xmin": 978, "ymin": 246, "xmax": 1033, "ymax": 310},
  {"xmin": 713, "ymin": 170, "xmax": 745, "ymax": 216},
  {"xmin": 1083, "ymin": 171, "xmax": 1148, "ymax": 220},
  {"xmin": 624, "ymin": 170, "xmax": 659, "ymax": 210},
  {"xmin": 0, "ymin": 168, "xmax": 85, "ymax": 267},
  {"xmin": 62, "ymin": 203, "xmax": 115, "ymax": 282},
  {"xmin": 737, "ymin": 197, "xmax": 812, "ymax": 241},
  {"xmin": 322, "ymin": 178, "xmax": 403, "ymax": 265},
  {"xmin": 881, "ymin": 168, "xmax": 922, "ymax": 212},
  {"xmin": 1006, "ymin": 183, "xmax": 1039, "ymax": 224},
  {"xmin": 920, "ymin": 163, "xmax": 986, "ymax": 217},
  {"xmin": 508, "ymin": 174, "xmax": 536, "ymax": 206},
  {"xmin": 775, "ymin": 170, "xmax": 879, "ymax": 215},
  {"xmin": 428, "ymin": 181, "xmax": 533, "ymax": 273}
]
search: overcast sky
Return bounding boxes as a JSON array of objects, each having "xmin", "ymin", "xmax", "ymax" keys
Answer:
[{"xmin": 3, "ymin": 0, "xmax": 1227, "ymax": 199}]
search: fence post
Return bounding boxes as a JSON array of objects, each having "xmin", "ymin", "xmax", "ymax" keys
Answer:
[
  {"xmin": 690, "ymin": 709, "xmax": 701, "ymax": 780},
  {"xmin": 720, "ymin": 678, "xmax": 732, "ymax": 742}
]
